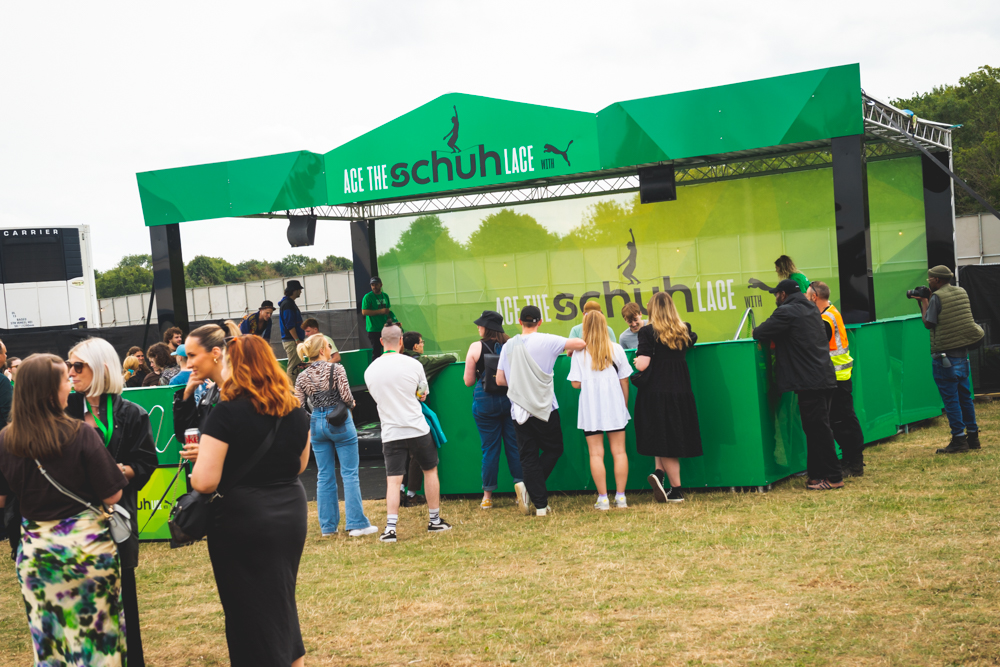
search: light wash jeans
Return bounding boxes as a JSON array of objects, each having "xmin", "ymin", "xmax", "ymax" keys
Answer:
[{"xmin": 310, "ymin": 409, "xmax": 371, "ymax": 534}]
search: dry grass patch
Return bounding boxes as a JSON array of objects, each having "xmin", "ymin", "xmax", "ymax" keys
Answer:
[{"xmin": 2, "ymin": 402, "xmax": 1000, "ymax": 665}]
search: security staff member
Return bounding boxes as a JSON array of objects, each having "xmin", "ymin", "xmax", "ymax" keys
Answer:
[{"xmin": 806, "ymin": 282, "xmax": 865, "ymax": 477}]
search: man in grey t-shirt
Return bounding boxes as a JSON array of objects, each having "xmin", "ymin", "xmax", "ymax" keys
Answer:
[
  {"xmin": 618, "ymin": 302, "xmax": 646, "ymax": 350},
  {"xmin": 497, "ymin": 306, "xmax": 585, "ymax": 516}
]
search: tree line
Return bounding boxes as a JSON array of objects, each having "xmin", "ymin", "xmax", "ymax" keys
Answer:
[{"xmin": 95, "ymin": 253, "xmax": 352, "ymax": 299}]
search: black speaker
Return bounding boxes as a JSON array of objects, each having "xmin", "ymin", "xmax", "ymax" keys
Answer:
[
  {"xmin": 638, "ymin": 165, "xmax": 677, "ymax": 204},
  {"xmin": 287, "ymin": 215, "xmax": 317, "ymax": 247}
]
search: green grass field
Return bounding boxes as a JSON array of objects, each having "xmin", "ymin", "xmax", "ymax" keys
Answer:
[{"xmin": 2, "ymin": 403, "xmax": 999, "ymax": 666}]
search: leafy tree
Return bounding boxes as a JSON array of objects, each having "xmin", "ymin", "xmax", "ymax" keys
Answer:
[
  {"xmin": 236, "ymin": 259, "xmax": 280, "ymax": 281},
  {"xmin": 893, "ymin": 65, "xmax": 1000, "ymax": 214},
  {"xmin": 466, "ymin": 209, "xmax": 560, "ymax": 256},
  {"xmin": 95, "ymin": 256, "xmax": 154, "ymax": 299},
  {"xmin": 563, "ymin": 199, "xmax": 635, "ymax": 247},
  {"xmin": 271, "ymin": 254, "xmax": 315, "ymax": 276},
  {"xmin": 321, "ymin": 255, "xmax": 353, "ymax": 271},
  {"xmin": 379, "ymin": 215, "xmax": 468, "ymax": 266},
  {"xmin": 185, "ymin": 255, "xmax": 244, "ymax": 287}
]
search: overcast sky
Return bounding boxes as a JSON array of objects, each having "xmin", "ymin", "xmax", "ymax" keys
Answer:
[{"xmin": 2, "ymin": 1, "xmax": 997, "ymax": 271}]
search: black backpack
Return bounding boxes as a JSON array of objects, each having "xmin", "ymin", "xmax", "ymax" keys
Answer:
[{"xmin": 482, "ymin": 341, "xmax": 507, "ymax": 395}]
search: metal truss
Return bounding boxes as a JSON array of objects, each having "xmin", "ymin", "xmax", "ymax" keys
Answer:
[{"xmin": 862, "ymin": 92, "xmax": 952, "ymax": 152}]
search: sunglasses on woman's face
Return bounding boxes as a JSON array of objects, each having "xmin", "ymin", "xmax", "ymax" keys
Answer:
[{"xmin": 65, "ymin": 361, "xmax": 87, "ymax": 373}]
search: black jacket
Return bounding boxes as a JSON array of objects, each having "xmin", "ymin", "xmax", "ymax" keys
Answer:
[
  {"xmin": 67, "ymin": 392, "xmax": 159, "ymax": 568},
  {"xmin": 173, "ymin": 382, "xmax": 220, "ymax": 444},
  {"xmin": 752, "ymin": 292, "xmax": 837, "ymax": 394}
]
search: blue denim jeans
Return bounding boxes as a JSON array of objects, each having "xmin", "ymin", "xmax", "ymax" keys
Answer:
[
  {"xmin": 932, "ymin": 355, "xmax": 978, "ymax": 437},
  {"xmin": 310, "ymin": 409, "xmax": 371, "ymax": 534},
  {"xmin": 472, "ymin": 382, "xmax": 523, "ymax": 491}
]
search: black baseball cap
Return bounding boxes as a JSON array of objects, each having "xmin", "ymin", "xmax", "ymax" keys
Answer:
[
  {"xmin": 370, "ymin": 276, "xmax": 382, "ymax": 285},
  {"xmin": 260, "ymin": 300, "xmax": 275, "ymax": 310},
  {"xmin": 473, "ymin": 310, "xmax": 505, "ymax": 333},
  {"xmin": 519, "ymin": 305, "xmax": 542, "ymax": 324},
  {"xmin": 769, "ymin": 279, "xmax": 801, "ymax": 295}
]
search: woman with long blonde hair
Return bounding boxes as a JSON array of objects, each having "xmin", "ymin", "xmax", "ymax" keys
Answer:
[
  {"xmin": 568, "ymin": 310, "xmax": 634, "ymax": 510},
  {"xmin": 191, "ymin": 333, "xmax": 311, "ymax": 667},
  {"xmin": 633, "ymin": 291, "xmax": 702, "ymax": 503},
  {"xmin": 774, "ymin": 255, "xmax": 809, "ymax": 294}
]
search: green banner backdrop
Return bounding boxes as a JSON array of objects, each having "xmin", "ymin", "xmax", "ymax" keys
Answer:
[{"xmin": 372, "ymin": 156, "xmax": 926, "ymax": 354}]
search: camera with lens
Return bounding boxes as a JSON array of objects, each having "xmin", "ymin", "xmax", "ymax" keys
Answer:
[{"xmin": 906, "ymin": 285, "xmax": 932, "ymax": 300}]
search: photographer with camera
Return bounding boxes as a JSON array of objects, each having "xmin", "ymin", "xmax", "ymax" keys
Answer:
[{"xmin": 910, "ymin": 265, "xmax": 984, "ymax": 454}]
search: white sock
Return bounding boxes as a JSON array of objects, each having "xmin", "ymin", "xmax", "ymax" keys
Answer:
[
  {"xmin": 407, "ymin": 490, "xmax": 416, "ymax": 498},
  {"xmin": 597, "ymin": 494, "xmax": 608, "ymax": 501},
  {"xmin": 400, "ymin": 483, "xmax": 406, "ymax": 492},
  {"xmin": 615, "ymin": 492, "xmax": 626, "ymax": 499},
  {"xmin": 386, "ymin": 514, "xmax": 398, "ymax": 531},
  {"xmin": 429, "ymin": 508, "xmax": 440, "ymax": 524}
]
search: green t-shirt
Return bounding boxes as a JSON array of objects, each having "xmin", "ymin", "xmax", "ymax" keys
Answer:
[
  {"xmin": 789, "ymin": 272, "xmax": 810, "ymax": 295},
  {"xmin": 362, "ymin": 291, "xmax": 391, "ymax": 332}
]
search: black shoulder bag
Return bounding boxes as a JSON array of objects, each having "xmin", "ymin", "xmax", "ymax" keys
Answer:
[
  {"xmin": 482, "ymin": 341, "xmax": 508, "ymax": 395},
  {"xmin": 325, "ymin": 364, "xmax": 350, "ymax": 427},
  {"xmin": 168, "ymin": 416, "xmax": 283, "ymax": 546},
  {"xmin": 630, "ymin": 340, "xmax": 656, "ymax": 389}
]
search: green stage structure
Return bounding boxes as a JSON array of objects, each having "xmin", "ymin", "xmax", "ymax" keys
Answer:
[{"xmin": 131, "ymin": 64, "xmax": 955, "ymax": 537}]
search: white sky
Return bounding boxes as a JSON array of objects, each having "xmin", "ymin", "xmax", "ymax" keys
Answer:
[{"xmin": 2, "ymin": 1, "xmax": 997, "ymax": 270}]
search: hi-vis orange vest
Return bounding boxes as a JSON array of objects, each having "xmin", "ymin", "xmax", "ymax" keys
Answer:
[{"xmin": 820, "ymin": 304, "xmax": 853, "ymax": 381}]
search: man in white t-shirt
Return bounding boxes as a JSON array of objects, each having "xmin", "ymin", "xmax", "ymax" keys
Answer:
[
  {"xmin": 497, "ymin": 305, "xmax": 586, "ymax": 516},
  {"xmin": 364, "ymin": 325, "xmax": 452, "ymax": 542}
]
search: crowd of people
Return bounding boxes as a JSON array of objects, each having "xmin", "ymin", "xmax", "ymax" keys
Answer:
[{"xmin": 0, "ymin": 257, "xmax": 985, "ymax": 666}]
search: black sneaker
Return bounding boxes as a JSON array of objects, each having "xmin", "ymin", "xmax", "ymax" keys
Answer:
[
  {"xmin": 664, "ymin": 487, "xmax": 685, "ymax": 503},
  {"xmin": 427, "ymin": 520, "xmax": 452, "ymax": 533},
  {"xmin": 648, "ymin": 473, "xmax": 668, "ymax": 503},
  {"xmin": 843, "ymin": 460, "xmax": 864, "ymax": 478},
  {"xmin": 936, "ymin": 435, "xmax": 969, "ymax": 454},
  {"xmin": 967, "ymin": 431, "xmax": 981, "ymax": 450},
  {"xmin": 409, "ymin": 494, "xmax": 427, "ymax": 505},
  {"xmin": 379, "ymin": 528, "xmax": 397, "ymax": 543}
]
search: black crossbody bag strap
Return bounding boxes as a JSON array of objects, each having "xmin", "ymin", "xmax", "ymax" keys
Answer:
[{"xmin": 215, "ymin": 416, "xmax": 283, "ymax": 499}]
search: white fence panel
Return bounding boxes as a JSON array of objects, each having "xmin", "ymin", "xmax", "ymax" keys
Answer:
[
  {"xmin": 192, "ymin": 288, "xmax": 212, "ymax": 320},
  {"xmin": 208, "ymin": 286, "xmax": 229, "ymax": 318},
  {"xmin": 227, "ymin": 284, "xmax": 248, "ymax": 318},
  {"xmin": 303, "ymin": 275, "xmax": 327, "ymax": 309},
  {"xmin": 113, "ymin": 297, "xmax": 130, "ymax": 327},
  {"xmin": 245, "ymin": 282, "xmax": 266, "ymax": 310},
  {"xmin": 326, "ymin": 273, "xmax": 352, "ymax": 310},
  {"xmin": 99, "ymin": 299, "xmax": 115, "ymax": 327},
  {"xmin": 126, "ymin": 294, "xmax": 144, "ymax": 326},
  {"xmin": 264, "ymin": 280, "xmax": 285, "ymax": 304}
]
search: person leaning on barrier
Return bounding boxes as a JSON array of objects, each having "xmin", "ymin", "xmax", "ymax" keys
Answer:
[
  {"xmin": 806, "ymin": 282, "xmax": 866, "ymax": 477},
  {"xmin": 143, "ymin": 342, "xmax": 172, "ymax": 387},
  {"xmin": 239, "ymin": 300, "xmax": 275, "ymax": 341},
  {"xmin": 66, "ymin": 338, "xmax": 158, "ymax": 667},
  {"xmin": 753, "ymin": 279, "xmax": 843, "ymax": 490},
  {"xmin": 302, "ymin": 318, "xmax": 341, "ymax": 364},
  {"xmin": 911, "ymin": 265, "xmax": 985, "ymax": 453}
]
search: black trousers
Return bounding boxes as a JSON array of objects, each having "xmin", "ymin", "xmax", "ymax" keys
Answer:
[
  {"xmin": 796, "ymin": 389, "xmax": 842, "ymax": 483},
  {"xmin": 830, "ymin": 379, "xmax": 865, "ymax": 465},
  {"xmin": 367, "ymin": 331, "xmax": 384, "ymax": 360},
  {"xmin": 121, "ymin": 566, "xmax": 145, "ymax": 667},
  {"xmin": 514, "ymin": 410, "xmax": 564, "ymax": 509}
]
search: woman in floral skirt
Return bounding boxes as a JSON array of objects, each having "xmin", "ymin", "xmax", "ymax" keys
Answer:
[{"xmin": 0, "ymin": 354, "xmax": 128, "ymax": 666}]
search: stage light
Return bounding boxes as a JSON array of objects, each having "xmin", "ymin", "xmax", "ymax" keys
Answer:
[{"xmin": 638, "ymin": 165, "xmax": 676, "ymax": 204}]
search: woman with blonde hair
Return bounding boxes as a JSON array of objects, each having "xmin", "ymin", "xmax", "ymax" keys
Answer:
[
  {"xmin": 192, "ymin": 333, "xmax": 311, "ymax": 667},
  {"xmin": 633, "ymin": 291, "xmax": 702, "ymax": 503},
  {"xmin": 294, "ymin": 333, "xmax": 376, "ymax": 537},
  {"xmin": 568, "ymin": 310, "xmax": 633, "ymax": 510},
  {"xmin": 66, "ymin": 337, "xmax": 159, "ymax": 666},
  {"xmin": 123, "ymin": 355, "xmax": 146, "ymax": 388},
  {"xmin": 774, "ymin": 255, "xmax": 810, "ymax": 294},
  {"xmin": 0, "ymin": 354, "xmax": 128, "ymax": 666}
]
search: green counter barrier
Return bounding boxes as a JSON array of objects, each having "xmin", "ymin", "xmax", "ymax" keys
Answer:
[{"xmin": 127, "ymin": 315, "xmax": 942, "ymax": 534}]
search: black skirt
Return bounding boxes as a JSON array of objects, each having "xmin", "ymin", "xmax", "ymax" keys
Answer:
[
  {"xmin": 207, "ymin": 480, "xmax": 308, "ymax": 667},
  {"xmin": 634, "ymin": 358, "xmax": 703, "ymax": 459}
]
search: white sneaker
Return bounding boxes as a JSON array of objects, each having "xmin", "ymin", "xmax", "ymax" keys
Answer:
[
  {"xmin": 614, "ymin": 495, "xmax": 628, "ymax": 509},
  {"xmin": 348, "ymin": 525, "xmax": 379, "ymax": 537},
  {"xmin": 594, "ymin": 497, "xmax": 611, "ymax": 511},
  {"xmin": 515, "ymin": 481, "xmax": 532, "ymax": 516},
  {"xmin": 536, "ymin": 506, "xmax": 552, "ymax": 516}
]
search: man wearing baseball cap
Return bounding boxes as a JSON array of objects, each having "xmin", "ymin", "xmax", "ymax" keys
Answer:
[
  {"xmin": 753, "ymin": 279, "xmax": 842, "ymax": 490},
  {"xmin": 239, "ymin": 300, "xmax": 275, "ymax": 341},
  {"xmin": 361, "ymin": 276, "xmax": 392, "ymax": 360},
  {"xmin": 911, "ymin": 265, "xmax": 984, "ymax": 453},
  {"xmin": 496, "ymin": 305, "xmax": 586, "ymax": 516}
]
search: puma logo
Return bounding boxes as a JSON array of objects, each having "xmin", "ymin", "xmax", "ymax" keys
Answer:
[{"xmin": 543, "ymin": 140, "xmax": 573, "ymax": 166}]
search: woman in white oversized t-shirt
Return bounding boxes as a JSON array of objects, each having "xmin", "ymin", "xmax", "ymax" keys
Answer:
[{"xmin": 568, "ymin": 311, "xmax": 633, "ymax": 510}]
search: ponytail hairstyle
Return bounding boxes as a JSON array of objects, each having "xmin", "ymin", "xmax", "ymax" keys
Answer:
[
  {"xmin": 297, "ymin": 333, "xmax": 328, "ymax": 362},
  {"xmin": 774, "ymin": 255, "xmax": 798, "ymax": 280},
  {"xmin": 582, "ymin": 311, "xmax": 614, "ymax": 371},
  {"xmin": 647, "ymin": 291, "xmax": 691, "ymax": 350},
  {"xmin": 123, "ymin": 355, "xmax": 142, "ymax": 381}
]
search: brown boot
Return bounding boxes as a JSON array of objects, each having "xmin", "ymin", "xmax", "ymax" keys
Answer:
[{"xmin": 936, "ymin": 435, "xmax": 969, "ymax": 454}]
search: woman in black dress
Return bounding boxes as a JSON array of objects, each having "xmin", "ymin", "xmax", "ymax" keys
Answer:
[
  {"xmin": 66, "ymin": 337, "xmax": 159, "ymax": 667},
  {"xmin": 173, "ymin": 323, "xmax": 230, "ymax": 463},
  {"xmin": 191, "ymin": 333, "xmax": 311, "ymax": 667},
  {"xmin": 634, "ymin": 291, "xmax": 702, "ymax": 504}
]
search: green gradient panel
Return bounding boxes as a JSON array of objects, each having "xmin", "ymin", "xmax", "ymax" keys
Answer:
[
  {"xmin": 598, "ymin": 64, "xmax": 863, "ymax": 168},
  {"xmin": 137, "ymin": 151, "xmax": 327, "ymax": 226},
  {"xmin": 136, "ymin": 466, "xmax": 189, "ymax": 541},
  {"xmin": 868, "ymin": 156, "xmax": 928, "ymax": 318},
  {"xmin": 123, "ymin": 385, "xmax": 182, "ymax": 463},
  {"xmin": 377, "ymin": 167, "xmax": 839, "ymax": 354}
]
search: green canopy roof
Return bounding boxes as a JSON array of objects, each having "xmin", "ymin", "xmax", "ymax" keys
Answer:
[{"xmin": 136, "ymin": 64, "xmax": 867, "ymax": 226}]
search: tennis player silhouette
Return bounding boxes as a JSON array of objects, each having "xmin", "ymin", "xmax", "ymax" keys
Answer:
[
  {"xmin": 443, "ymin": 105, "xmax": 460, "ymax": 153},
  {"xmin": 543, "ymin": 140, "xmax": 573, "ymax": 166},
  {"xmin": 617, "ymin": 228, "xmax": 640, "ymax": 284}
]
